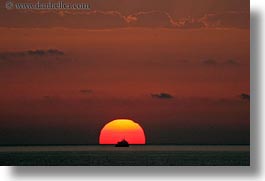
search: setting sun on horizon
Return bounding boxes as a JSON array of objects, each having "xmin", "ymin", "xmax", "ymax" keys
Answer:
[{"xmin": 99, "ymin": 119, "xmax": 146, "ymax": 144}]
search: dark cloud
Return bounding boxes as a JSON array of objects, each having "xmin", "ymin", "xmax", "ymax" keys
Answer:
[
  {"xmin": 0, "ymin": 49, "xmax": 66, "ymax": 70},
  {"xmin": 224, "ymin": 59, "xmax": 240, "ymax": 66},
  {"xmin": 43, "ymin": 95, "xmax": 61, "ymax": 100},
  {"xmin": 201, "ymin": 59, "xmax": 240, "ymax": 67},
  {"xmin": 202, "ymin": 59, "xmax": 217, "ymax": 66},
  {"xmin": 151, "ymin": 93, "xmax": 174, "ymax": 99},
  {"xmin": 80, "ymin": 89, "xmax": 93, "ymax": 94},
  {"xmin": 240, "ymin": 93, "xmax": 250, "ymax": 101},
  {"xmin": 42, "ymin": 96, "xmax": 62, "ymax": 104},
  {"xmin": 28, "ymin": 49, "xmax": 64, "ymax": 56},
  {"xmin": 0, "ymin": 49, "xmax": 64, "ymax": 60}
]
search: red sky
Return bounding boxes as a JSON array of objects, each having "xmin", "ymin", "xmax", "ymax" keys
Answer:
[{"xmin": 0, "ymin": 0, "xmax": 249, "ymax": 145}]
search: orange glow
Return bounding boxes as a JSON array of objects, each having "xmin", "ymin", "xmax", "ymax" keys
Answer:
[{"xmin": 99, "ymin": 119, "xmax": 146, "ymax": 144}]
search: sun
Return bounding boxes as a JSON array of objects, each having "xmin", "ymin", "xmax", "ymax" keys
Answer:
[{"xmin": 99, "ymin": 119, "xmax": 146, "ymax": 144}]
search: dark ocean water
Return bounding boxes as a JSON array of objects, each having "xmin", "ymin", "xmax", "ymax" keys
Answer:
[{"xmin": 0, "ymin": 145, "xmax": 250, "ymax": 166}]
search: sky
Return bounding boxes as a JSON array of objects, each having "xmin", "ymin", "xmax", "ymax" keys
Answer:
[{"xmin": 0, "ymin": 0, "xmax": 249, "ymax": 145}]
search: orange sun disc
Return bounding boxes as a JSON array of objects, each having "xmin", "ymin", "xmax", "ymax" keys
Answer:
[{"xmin": 99, "ymin": 119, "xmax": 146, "ymax": 144}]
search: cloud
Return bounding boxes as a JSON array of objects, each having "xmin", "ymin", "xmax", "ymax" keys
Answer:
[
  {"xmin": 202, "ymin": 59, "xmax": 217, "ymax": 66},
  {"xmin": 0, "ymin": 9, "xmax": 249, "ymax": 29},
  {"xmin": 240, "ymin": 93, "xmax": 250, "ymax": 101},
  {"xmin": 174, "ymin": 17, "xmax": 205, "ymax": 29},
  {"xmin": 118, "ymin": 10, "xmax": 249, "ymax": 29},
  {"xmin": 126, "ymin": 12, "xmax": 206, "ymax": 29},
  {"xmin": 73, "ymin": 10, "xmax": 127, "ymax": 29},
  {"xmin": 201, "ymin": 59, "xmax": 240, "ymax": 67},
  {"xmin": 28, "ymin": 49, "xmax": 64, "ymax": 56},
  {"xmin": 0, "ymin": 10, "xmax": 127, "ymax": 29},
  {"xmin": 80, "ymin": 89, "xmax": 93, "ymax": 94},
  {"xmin": 200, "ymin": 11, "xmax": 250, "ymax": 29},
  {"xmin": 126, "ymin": 11, "xmax": 174, "ymax": 28},
  {"xmin": 0, "ymin": 49, "xmax": 64, "ymax": 60},
  {"xmin": 151, "ymin": 93, "xmax": 174, "ymax": 99},
  {"xmin": 42, "ymin": 96, "xmax": 62, "ymax": 104},
  {"xmin": 0, "ymin": 49, "xmax": 66, "ymax": 70},
  {"xmin": 224, "ymin": 59, "xmax": 240, "ymax": 66}
]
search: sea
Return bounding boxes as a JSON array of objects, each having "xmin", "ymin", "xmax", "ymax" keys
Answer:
[{"xmin": 0, "ymin": 145, "xmax": 250, "ymax": 166}]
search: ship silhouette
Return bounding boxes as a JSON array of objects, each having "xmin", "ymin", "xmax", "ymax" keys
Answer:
[{"xmin": 115, "ymin": 138, "xmax": 129, "ymax": 147}]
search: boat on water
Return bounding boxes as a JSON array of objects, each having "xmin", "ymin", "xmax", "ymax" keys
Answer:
[{"xmin": 115, "ymin": 139, "xmax": 129, "ymax": 147}]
